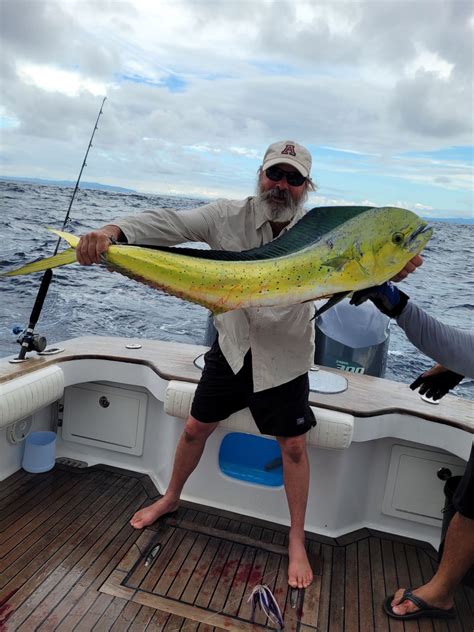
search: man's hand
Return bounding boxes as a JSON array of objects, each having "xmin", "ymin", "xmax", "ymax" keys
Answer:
[
  {"xmin": 76, "ymin": 225, "xmax": 123, "ymax": 265},
  {"xmin": 391, "ymin": 254, "xmax": 423, "ymax": 282},
  {"xmin": 350, "ymin": 282, "xmax": 409, "ymax": 317},
  {"xmin": 410, "ymin": 364, "xmax": 464, "ymax": 400}
]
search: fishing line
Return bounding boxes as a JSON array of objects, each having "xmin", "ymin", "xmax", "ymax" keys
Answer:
[{"xmin": 11, "ymin": 97, "xmax": 107, "ymax": 362}]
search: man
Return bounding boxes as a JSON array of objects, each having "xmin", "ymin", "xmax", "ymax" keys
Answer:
[
  {"xmin": 352, "ymin": 283, "xmax": 474, "ymax": 620},
  {"xmin": 77, "ymin": 141, "xmax": 422, "ymax": 588}
]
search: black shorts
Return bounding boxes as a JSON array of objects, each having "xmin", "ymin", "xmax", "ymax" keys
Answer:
[
  {"xmin": 453, "ymin": 444, "xmax": 474, "ymax": 519},
  {"xmin": 190, "ymin": 340, "xmax": 316, "ymax": 438}
]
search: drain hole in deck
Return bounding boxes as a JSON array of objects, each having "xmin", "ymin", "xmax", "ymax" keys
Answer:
[{"xmin": 55, "ymin": 457, "xmax": 88, "ymax": 468}]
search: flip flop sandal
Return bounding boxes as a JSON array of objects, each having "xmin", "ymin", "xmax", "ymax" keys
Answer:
[{"xmin": 383, "ymin": 589, "xmax": 456, "ymax": 620}]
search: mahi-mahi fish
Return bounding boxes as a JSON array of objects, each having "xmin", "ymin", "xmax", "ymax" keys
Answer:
[{"xmin": 1, "ymin": 206, "xmax": 432, "ymax": 314}]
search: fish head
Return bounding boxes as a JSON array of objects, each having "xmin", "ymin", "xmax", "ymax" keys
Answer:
[{"xmin": 368, "ymin": 207, "xmax": 433, "ymax": 276}]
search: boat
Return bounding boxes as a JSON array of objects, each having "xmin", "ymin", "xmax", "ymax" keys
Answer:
[{"xmin": 0, "ymin": 334, "xmax": 473, "ymax": 630}]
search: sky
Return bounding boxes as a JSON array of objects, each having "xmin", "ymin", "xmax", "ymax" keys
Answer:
[{"xmin": 0, "ymin": 0, "xmax": 473, "ymax": 219}]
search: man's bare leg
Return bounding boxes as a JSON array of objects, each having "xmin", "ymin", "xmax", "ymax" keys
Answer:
[
  {"xmin": 130, "ymin": 416, "xmax": 218, "ymax": 529},
  {"xmin": 390, "ymin": 511, "xmax": 474, "ymax": 615},
  {"xmin": 278, "ymin": 434, "xmax": 313, "ymax": 589}
]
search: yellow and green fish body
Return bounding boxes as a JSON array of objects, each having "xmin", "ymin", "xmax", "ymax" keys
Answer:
[{"xmin": 1, "ymin": 206, "xmax": 432, "ymax": 314}]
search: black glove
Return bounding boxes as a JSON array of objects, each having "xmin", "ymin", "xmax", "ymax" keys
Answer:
[
  {"xmin": 410, "ymin": 370, "xmax": 464, "ymax": 400},
  {"xmin": 350, "ymin": 282, "xmax": 409, "ymax": 317}
]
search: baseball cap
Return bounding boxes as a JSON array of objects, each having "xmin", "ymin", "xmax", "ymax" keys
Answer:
[{"xmin": 262, "ymin": 140, "xmax": 312, "ymax": 178}]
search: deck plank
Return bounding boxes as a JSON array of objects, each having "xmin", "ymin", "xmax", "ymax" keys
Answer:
[
  {"xmin": 380, "ymin": 539, "xmax": 405, "ymax": 632},
  {"xmin": 357, "ymin": 537, "xmax": 375, "ymax": 632},
  {"xmin": 316, "ymin": 543, "xmax": 333, "ymax": 632},
  {"xmin": 123, "ymin": 602, "xmax": 157, "ymax": 631},
  {"xmin": 329, "ymin": 545, "xmax": 346, "ymax": 631},
  {"xmin": 344, "ymin": 541, "xmax": 359, "ymax": 632},
  {"xmin": 394, "ymin": 541, "xmax": 423, "ymax": 632},
  {"xmin": 368, "ymin": 537, "xmax": 390, "ymax": 632}
]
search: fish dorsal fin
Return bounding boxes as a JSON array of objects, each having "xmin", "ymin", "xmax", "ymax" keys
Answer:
[{"xmin": 135, "ymin": 205, "xmax": 375, "ymax": 261}]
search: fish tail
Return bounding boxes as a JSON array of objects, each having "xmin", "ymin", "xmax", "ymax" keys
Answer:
[
  {"xmin": 1, "ymin": 229, "xmax": 80, "ymax": 277},
  {"xmin": 1, "ymin": 247, "xmax": 77, "ymax": 277}
]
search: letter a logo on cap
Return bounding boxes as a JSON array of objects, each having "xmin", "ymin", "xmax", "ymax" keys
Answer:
[{"xmin": 281, "ymin": 144, "xmax": 296, "ymax": 157}]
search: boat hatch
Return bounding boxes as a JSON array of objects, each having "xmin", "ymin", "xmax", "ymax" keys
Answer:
[{"xmin": 100, "ymin": 522, "xmax": 320, "ymax": 630}]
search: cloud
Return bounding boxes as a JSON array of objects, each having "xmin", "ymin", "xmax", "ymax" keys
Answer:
[
  {"xmin": 18, "ymin": 63, "xmax": 108, "ymax": 96},
  {"xmin": 391, "ymin": 69, "xmax": 471, "ymax": 138},
  {"xmin": 1, "ymin": 1, "xmax": 75, "ymax": 60},
  {"xmin": 0, "ymin": 0, "xmax": 472, "ymax": 216}
]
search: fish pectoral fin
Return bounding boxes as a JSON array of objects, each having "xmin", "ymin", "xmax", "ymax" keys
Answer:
[
  {"xmin": 209, "ymin": 305, "xmax": 230, "ymax": 315},
  {"xmin": 312, "ymin": 291, "xmax": 350, "ymax": 320},
  {"xmin": 322, "ymin": 256, "xmax": 351, "ymax": 271},
  {"xmin": 1, "ymin": 247, "xmax": 77, "ymax": 277},
  {"xmin": 356, "ymin": 260, "xmax": 370, "ymax": 276}
]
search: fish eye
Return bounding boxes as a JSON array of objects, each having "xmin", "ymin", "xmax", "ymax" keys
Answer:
[{"xmin": 392, "ymin": 232, "xmax": 404, "ymax": 245}]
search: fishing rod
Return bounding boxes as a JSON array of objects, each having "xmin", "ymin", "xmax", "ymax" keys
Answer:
[{"xmin": 12, "ymin": 97, "xmax": 107, "ymax": 363}]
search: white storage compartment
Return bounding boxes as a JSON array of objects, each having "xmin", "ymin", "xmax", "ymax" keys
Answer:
[
  {"xmin": 62, "ymin": 382, "xmax": 147, "ymax": 455},
  {"xmin": 382, "ymin": 444, "xmax": 466, "ymax": 527}
]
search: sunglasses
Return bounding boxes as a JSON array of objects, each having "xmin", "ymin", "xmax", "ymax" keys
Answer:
[{"xmin": 265, "ymin": 165, "xmax": 306, "ymax": 187}]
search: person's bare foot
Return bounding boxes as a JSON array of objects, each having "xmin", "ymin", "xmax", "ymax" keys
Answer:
[
  {"xmin": 130, "ymin": 496, "xmax": 179, "ymax": 529},
  {"xmin": 391, "ymin": 586, "xmax": 454, "ymax": 616},
  {"xmin": 288, "ymin": 533, "xmax": 313, "ymax": 588}
]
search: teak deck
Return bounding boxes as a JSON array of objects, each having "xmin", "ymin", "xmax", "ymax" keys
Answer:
[{"xmin": 1, "ymin": 464, "xmax": 473, "ymax": 632}]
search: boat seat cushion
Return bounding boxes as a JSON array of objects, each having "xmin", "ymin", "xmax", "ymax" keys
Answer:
[
  {"xmin": 0, "ymin": 366, "xmax": 64, "ymax": 428},
  {"xmin": 165, "ymin": 380, "xmax": 353, "ymax": 449}
]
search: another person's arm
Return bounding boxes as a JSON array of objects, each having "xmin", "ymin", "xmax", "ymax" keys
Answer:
[
  {"xmin": 351, "ymin": 283, "xmax": 474, "ymax": 378},
  {"xmin": 396, "ymin": 301, "xmax": 473, "ymax": 377}
]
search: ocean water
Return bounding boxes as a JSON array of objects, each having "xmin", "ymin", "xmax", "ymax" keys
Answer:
[{"xmin": 1, "ymin": 180, "xmax": 473, "ymax": 400}]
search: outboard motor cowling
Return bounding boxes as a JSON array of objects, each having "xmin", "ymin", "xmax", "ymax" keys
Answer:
[{"xmin": 314, "ymin": 298, "xmax": 390, "ymax": 377}]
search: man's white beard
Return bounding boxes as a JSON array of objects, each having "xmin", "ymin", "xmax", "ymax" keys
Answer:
[{"xmin": 256, "ymin": 182, "xmax": 305, "ymax": 223}]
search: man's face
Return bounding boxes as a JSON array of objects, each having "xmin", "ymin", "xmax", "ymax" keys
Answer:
[{"xmin": 257, "ymin": 163, "xmax": 308, "ymax": 222}]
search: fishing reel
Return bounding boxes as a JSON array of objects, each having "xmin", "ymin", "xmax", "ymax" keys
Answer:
[
  {"xmin": 15, "ymin": 328, "xmax": 47, "ymax": 353},
  {"xmin": 10, "ymin": 324, "xmax": 63, "ymax": 363}
]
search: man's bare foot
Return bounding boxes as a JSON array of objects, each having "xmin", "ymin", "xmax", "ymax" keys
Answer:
[
  {"xmin": 391, "ymin": 585, "xmax": 454, "ymax": 616},
  {"xmin": 288, "ymin": 533, "xmax": 313, "ymax": 588},
  {"xmin": 130, "ymin": 496, "xmax": 180, "ymax": 529}
]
